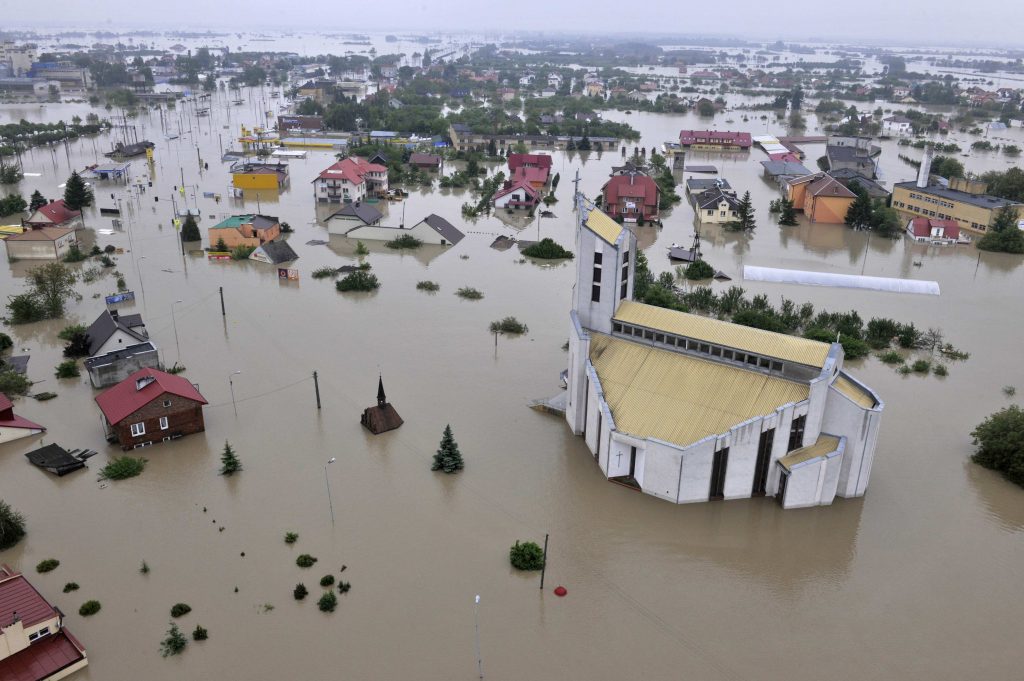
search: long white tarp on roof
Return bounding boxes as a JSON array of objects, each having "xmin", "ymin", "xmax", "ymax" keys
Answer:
[{"xmin": 743, "ymin": 266, "xmax": 940, "ymax": 296}]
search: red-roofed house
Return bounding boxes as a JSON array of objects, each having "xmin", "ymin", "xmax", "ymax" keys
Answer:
[
  {"xmin": 0, "ymin": 393, "xmax": 45, "ymax": 444},
  {"xmin": 507, "ymin": 153, "xmax": 553, "ymax": 172},
  {"xmin": 512, "ymin": 166, "xmax": 549, "ymax": 190},
  {"xmin": 312, "ymin": 157, "xmax": 389, "ymax": 203},
  {"xmin": 678, "ymin": 130, "xmax": 752, "ymax": 151},
  {"xmin": 23, "ymin": 200, "xmax": 83, "ymax": 231},
  {"xmin": 493, "ymin": 179, "xmax": 540, "ymax": 210},
  {"xmin": 906, "ymin": 217, "xmax": 966, "ymax": 245},
  {"xmin": 602, "ymin": 172, "xmax": 660, "ymax": 222},
  {"xmin": 0, "ymin": 564, "xmax": 89, "ymax": 681},
  {"xmin": 94, "ymin": 368, "xmax": 208, "ymax": 449}
]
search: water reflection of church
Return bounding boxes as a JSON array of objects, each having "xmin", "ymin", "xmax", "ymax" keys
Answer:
[{"xmin": 564, "ymin": 199, "xmax": 884, "ymax": 509}]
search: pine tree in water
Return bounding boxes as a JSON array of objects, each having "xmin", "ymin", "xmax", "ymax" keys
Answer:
[{"xmin": 431, "ymin": 425, "xmax": 464, "ymax": 474}]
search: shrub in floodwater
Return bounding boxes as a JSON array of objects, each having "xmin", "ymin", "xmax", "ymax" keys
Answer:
[
  {"xmin": 63, "ymin": 582, "xmax": 79, "ymax": 592},
  {"xmin": 57, "ymin": 324, "xmax": 86, "ymax": 340},
  {"xmin": 54, "ymin": 360, "xmax": 80, "ymax": 378},
  {"xmin": 355, "ymin": 240, "xmax": 369, "ymax": 256},
  {"xmin": 933, "ymin": 364, "xmax": 948, "ymax": 377},
  {"xmin": 140, "ymin": 560, "xmax": 150, "ymax": 574},
  {"xmin": 311, "ymin": 266, "xmax": 337, "ymax": 279},
  {"xmin": 318, "ymin": 591, "xmax": 338, "ymax": 612},
  {"xmin": 293, "ymin": 583, "xmax": 308, "ymax": 600},
  {"xmin": 384, "ymin": 233, "xmax": 423, "ymax": 249},
  {"xmin": 509, "ymin": 540, "xmax": 545, "ymax": 571},
  {"xmin": 99, "ymin": 456, "xmax": 147, "ymax": 480},
  {"xmin": 878, "ymin": 350, "xmax": 903, "ymax": 365},
  {"xmin": 230, "ymin": 245, "xmax": 255, "ymax": 260},
  {"xmin": 284, "ymin": 532, "xmax": 299, "ymax": 544},
  {"xmin": 1003, "ymin": 385, "xmax": 1016, "ymax": 397},
  {"xmin": 160, "ymin": 622, "xmax": 187, "ymax": 657},
  {"xmin": 0, "ymin": 500, "xmax": 25, "ymax": 551},
  {"xmin": 296, "ymin": 554, "xmax": 317, "ymax": 568},
  {"xmin": 489, "ymin": 317, "xmax": 528, "ymax": 335},
  {"xmin": 79, "ymin": 600, "xmax": 101, "ymax": 617},
  {"xmin": 684, "ymin": 260, "xmax": 715, "ymax": 280},
  {"xmin": 455, "ymin": 286, "xmax": 483, "ymax": 300},
  {"xmin": 416, "ymin": 280, "xmax": 440, "ymax": 292},
  {"xmin": 170, "ymin": 603, "xmax": 192, "ymax": 618},
  {"xmin": 320, "ymin": 574, "xmax": 335, "ymax": 587},
  {"xmin": 911, "ymin": 359, "xmax": 931, "ymax": 374},
  {"xmin": 192, "ymin": 625, "xmax": 208, "ymax": 641},
  {"xmin": 36, "ymin": 559, "xmax": 59, "ymax": 573},
  {"xmin": 338, "ymin": 581, "xmax": 351, "ymax": 594},
  {"xmin": 336, "ymin": 270, "xmax": 380, "ymax": 292},
  {"xmin": 897, "ymin": 365, "xmax": 912, "ymax": 375},
  {"xmin": 521, "ymin": 238, "xmax": 574, "ymax": 259}
]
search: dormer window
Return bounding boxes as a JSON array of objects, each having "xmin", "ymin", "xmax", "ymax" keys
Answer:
[{"xmin": 136, "ymin": 376, "xmax": 156, "ymax": 391}]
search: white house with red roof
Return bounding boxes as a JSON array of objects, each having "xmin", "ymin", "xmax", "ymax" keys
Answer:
[
  {"xmin": 23, "ymin": 200, "xmax": 83, "ymax": 231},
  {"xmin": 94, "ymin": 368, "xmax": 208, "ymax": 449},
  {"xmin": 0, "ymin": 564, "xmax": 88, "ymax": 681},
  {"xmin": 312, "ymin": 157, "xmax": 389, "ymax": 204},
  {"xmin": 905, "ymin": 217, "xmax": 969, "ymax": 245},
  {"xmin": 493, "ymin": 179, "xmax": 540, "ymax": 209},
  {"xmin": 0, "ymin": 393, "xmax": 44, "ymax": 444}
]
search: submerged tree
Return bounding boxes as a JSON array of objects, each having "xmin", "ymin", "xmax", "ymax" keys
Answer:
[
  {"xmin": 160, "ymin": 622, "xmax": 187, "ymax": 657},
  {"xmin": 845, "ymin": 187, "xmax": 874, "ymax": 229},
  {"xmin": 977, "ymin": 204, "xmax": 1024, "ymax": 254},
  {"xmin": 971, "ymin": 405, "xmax": 1024, "ymax": 487},
  {"xmin": 180, "ymin": 214, "xmax": 201, "ymax": 242},
  {"xmin": 220, "ymin": 441, "xmax": 242, "ymax": 476},
  {"xmin": 725, "ymin": 191, "xmax": 756, "ymax": 232},
  {"xmin": 63, "ymin": 170, "xmax": 93, "ymax": 211},
  {"xmin": 0, "ymin": 499, "xmax": 26, "ymax": 551},
  {"xmin": 431, "ymin": 424, "xmax": 464, "ymax": 474},
  {"xmin": 29, "ymin": 190, "xmax": 48, "ymax": 211},
  {"xmin": 778, "ymin": 198, "xmax": 798, "ymax": 226}
]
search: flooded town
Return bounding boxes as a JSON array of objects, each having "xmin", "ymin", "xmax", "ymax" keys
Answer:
[{"xmin": 1, "ymin": 9, "xmax": 1023, "ymax": 681}]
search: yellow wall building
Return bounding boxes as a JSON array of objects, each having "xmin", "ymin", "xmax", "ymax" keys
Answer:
[{"xmin": 891, "ymin": 180, "xmax": 1024, "ymax": 233}]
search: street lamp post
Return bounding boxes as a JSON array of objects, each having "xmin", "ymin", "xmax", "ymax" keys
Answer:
[
  {"xmin": 171, "ymin": 299, "xmax": 183, "ymax": 366},
  {"xmin": 474, "ymin": 595, "xmax": 483, "ymax": 679},
  {"xmin": 325, "ymin": 457, "xmax": 336, "ymax": 525},
  {"xmin": 228, "ymin": 370, "xmax": 241, "ymax": 416}
]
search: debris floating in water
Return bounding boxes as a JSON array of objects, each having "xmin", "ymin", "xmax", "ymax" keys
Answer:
[{"xmin": 554, "ymin": 586, "xmax": 567, "ymax": 597}]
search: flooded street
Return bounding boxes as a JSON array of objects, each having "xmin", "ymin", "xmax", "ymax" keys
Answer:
[{"xmin": 1, "ymin": 79, "xmax": 1023, "ymax": 680}]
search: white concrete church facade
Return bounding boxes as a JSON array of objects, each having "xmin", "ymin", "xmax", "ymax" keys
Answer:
[{"xmin": 564, "ymin": 201, "xmax": 884, "ymax": 509}]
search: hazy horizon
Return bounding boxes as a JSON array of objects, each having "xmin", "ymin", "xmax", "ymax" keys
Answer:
[{"xmin": 2, "ymin": 0, "xmax": 1023, "ymax": 50}]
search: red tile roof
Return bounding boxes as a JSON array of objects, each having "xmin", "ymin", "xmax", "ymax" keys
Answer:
[
  {"xmin": 603, "ymin": 174, "xmax": 659, "ymax": 207},
  {"xmin": 0, "ymin": 630, "xmax": 86, "ymax": 681},
  {"xmin": 314, "ymin": 157, "xmax": 387, "ymax": 185},
  {"xmin": 908, "ymin": 217, "xmax": 960, "ymax": 239},
  {"xmin": 28, "ymin": 200, "xmax": 80, "ymax": 226},
  {"xmin": 493, "ymin": 179, "xmax": 540, "ymax": 201},
  {"xmin": 507, "ymin": 153, "xmax": 553, "ymax": 171},
  {"xmin": 0, "ymin": 393, "xmax": 44, "ymax": 431},
  {"xmin": 0, "ymin": 566, "xmax": 56, "ymax": 628},
  {"xmin": 512, "ymin": 166, "xmax": 549, "ymax": 185},
  {"xmin": 94, "ymin": 368, "xmax": 207, "ymax": 426},
  {"xmin": 679, "ymin": 130, "xmax": 752, "ymax": 148}
]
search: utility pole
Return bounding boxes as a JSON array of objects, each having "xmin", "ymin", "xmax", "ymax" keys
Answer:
[
  {"xmin": 473, "ymin": 595, "xmax": 483, "ymax": 680},
  {"xmin": 572, "ymin": 168, "xmax": 581, "ymax": 208},
  {"xmin": 219, "ymin": 286, "xmax": 226, "ymax": 316},
  {"xmin": 313, "ymin": 370, "xmax": 322, "ymax": 409},
  {"xmin": 539, "ymin": 533, "xmax": 549, "ymax": 590}
]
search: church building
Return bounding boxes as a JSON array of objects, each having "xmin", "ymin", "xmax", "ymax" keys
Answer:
[{"xmin": 564, "ymin": 200, "xmax": 884, "ymax": 509}]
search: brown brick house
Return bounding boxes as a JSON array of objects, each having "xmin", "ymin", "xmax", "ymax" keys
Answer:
[{"xmin": 94, "ymin": 368, "xmax": 208, "ymax": 449}]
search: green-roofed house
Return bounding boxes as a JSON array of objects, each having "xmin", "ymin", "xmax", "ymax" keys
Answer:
[{"xmin": 207, "ymin": 214, "xmax": 281, "ymax": 249}]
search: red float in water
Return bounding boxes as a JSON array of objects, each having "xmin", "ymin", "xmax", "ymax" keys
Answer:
[{"xmin": 553, "ymin": 586, "xmax": 567, "ymax": 597}]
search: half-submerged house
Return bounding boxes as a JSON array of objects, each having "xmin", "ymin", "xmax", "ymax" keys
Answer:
[
  {"xmin": 95, "ymin": 368, "xmax": 208, "ymax": 450},
  {"xmin": 564, "ymin": 201, "xmax": 883, "ymax": 509},
  {"xmin": 361, "ymin": 376, "xmax": 403, "ymax": 434},
  {"xmin": 0, "ymin": 393, "xmax": 44, "ymax": 444}
]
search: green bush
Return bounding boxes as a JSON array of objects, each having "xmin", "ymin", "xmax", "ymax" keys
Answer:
[
  {"xmin": 521, "ymin": 238, "xmax": 574, "ymax": 259},
  {"xmin": 416, "ymin": 280, "xmax": 440, "ymax": 292},
  {"xmin": 160, "ymin": 623, "xmax": 187, "ymax": 657},
  {"xmin": 385, "ymin": 233, "xmax": 423, "ymax": 249},
  {"xmin": 509, "ymin": 540, "xmax": 545, "ymax": 571},
  {"xmin": 62, "ymin": 245, "xmax": 87, "ymax": 263},
  {"xmin": 36, "ymin": 559, "xmax": 60, "ymax": 573},
  {"xmin": 338, "ymin": 581, "xmax": 351, "ymax": 594},
  {"xmin": 293, "ymin": 583, "xmax": 308, "ymax": 600},
  {"xmin": 972, "ymin": 405, "xmax": 1024, "ymax": 487},
  {"xmin": 230, "ymin": 245, "xmax": 256, "ymax": 260},
  {"xmin": 170, "ymin": 603, "xmax": 192, "ymax": 618},
  {"xmin": 5, "ymin": 293, "xmax": 47, "ymax": 324},
  {"xmin": 79, "ymin": 600, "xmax": 101, "ymax": 617},
  {"xmin": 311, "ymin": 266, "xmax": 337, "ymax": 279},
  {"xmin": 933, "ymin": 364, "xmax": 948, "ymax": 377},
  {"xmin": 489, "ymin": 317, "xmax": 528, "ymax": 335},
  {"xmin": 0, "ymin": 371, "xmax": 31, "ymax": 396},
  {"xmin": 63, "ymin": 582, "xmax": 79, "ymax": 593},
  {"xmin": 878, "ymin": 350, "xmax": 903, "ymax": 364},
  {"xmin": 99, "ymin": 456, "xmax": 147, "ymax": 480},
  {"xmin": 336, "ymin": 270, "xmax": 380, "ymax": 292},
  {"xmin": 355, "ymin": 240, "xmax": 370, "ymax": 256},
  {"xmin": 296, "ymin": 554, "xmax": 318, "ymax": 568},
  {"xmin": 455, "ymin": 286, "xmax": 483, "ymax": 300},
  {"xmin": 0, "ymin": 500, "xmax": 26, "ymax": 550},
  {"xmin": 57, "ymin": 324, "xmax": 86, "ymax": 341},
  {"xmin": 284, "ymin": 532, "xmax": 299, "ymax": 544},
  {"xmin": 684, "ymin": 260, "xmax": 715, "ymax": 280},
  {"xmin": 192, "ymin": 625, "xmax": 208, "ymax": 641},
  {"xmin": 320, "ymin": 575, "xmax": 335, "ymax": 587},
  {"xmin": 911, "ymin": 359, "xmax": 931, "ymax": 374},
  {"xmin": 54, "ymin": 360, "xmax": 80, "ymax": 378},
  {"xmin": 318, "ymin": 591, "xmax": 338, "ymax": 612}
]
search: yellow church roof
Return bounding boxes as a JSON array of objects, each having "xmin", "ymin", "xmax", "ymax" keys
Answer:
[
  {"xmin": 613, "ymin": 301, "xmax": 831, "ymax": 368},
  {"xmin": 831, "ymin": 374, "xmax": 877, "ymax": 408},
  {"xmin": 778, "ymin": 435, "xmax": 841, "ymax": 470},
  {"xmin": 589, "ymin": 333, "xmax": 809, "ymax": 449},
  {"xmin": 585, "ymin": 208, "xmax": 623, "ymax": 245}
]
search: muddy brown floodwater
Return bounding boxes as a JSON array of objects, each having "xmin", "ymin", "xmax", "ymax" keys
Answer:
[{"xmin": 1, "ymin": 87, "xmax": 1023, "ymax": 681}]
